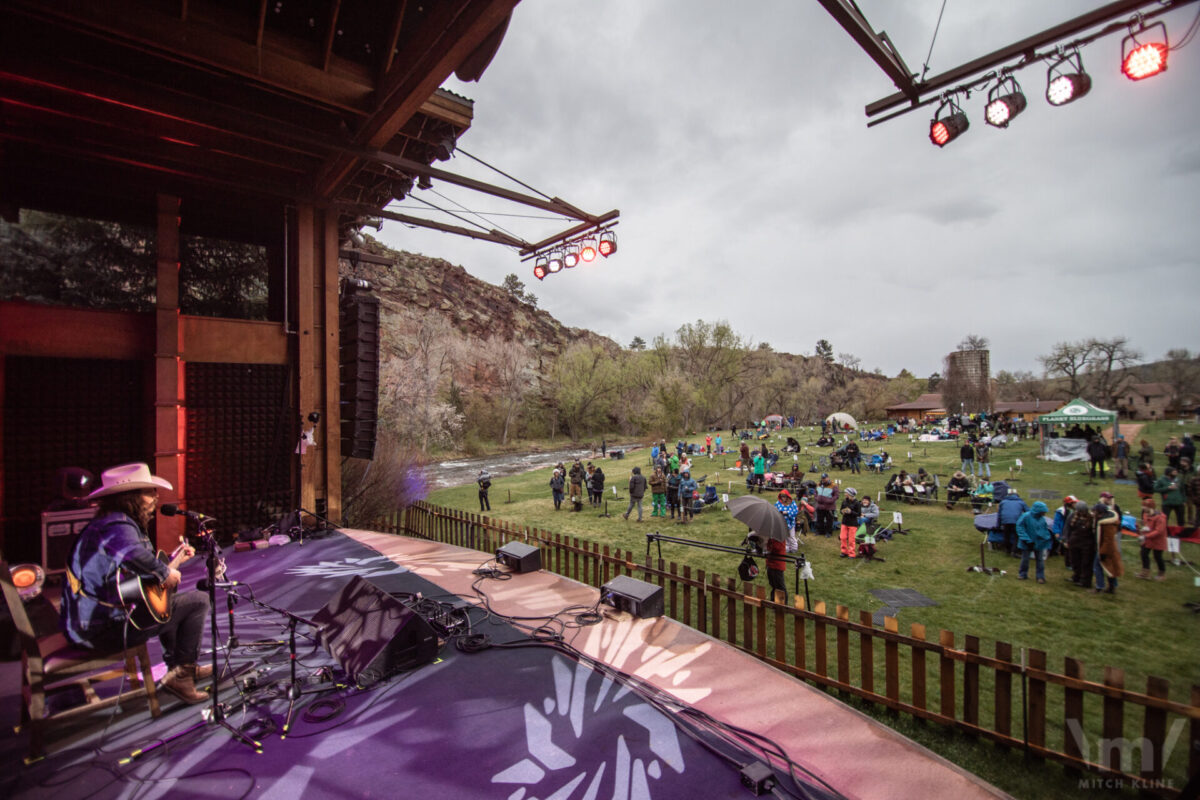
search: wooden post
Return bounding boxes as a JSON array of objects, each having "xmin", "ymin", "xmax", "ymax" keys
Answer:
[
  {"xmin": 793, "ymin": 595, "xmax": 807, "ymax": 674},
  {"xmin": 963, "ymin": 635, "xmax": 979, "ymax": 731},
  {"xmin": 320, "ymin": 211, "xmax": 340, "ymax": 522},
  {"xmin": 1027, "ymin": 649, "xmax": 1048, "ymax": 760},
  {"xmin": 939, "ymin": 630, "xmax": 956, "ymax": 722},
  {"xmin": 884, "ymin": 616, "xmax": 899, "ymax": 708},
  {"xmin": 1063, "ymin": 657, "xmax": 1085, "ymax": 775},
  {"xmin": 696, "ymin": 568, "xmax": 707, "ymax": 634},
  {"xmin": 1141, "ymin": 676, "xmax": 1169, "ymax": 782},
  {"xmin": 911, "ymin": 623, "xmax": 927, "ymax": 716},
  {"xmin": 859, "ymin": 610, "xmax": 874, "ymax": 695},
  {"xmin": 154, "ymin": 194, "xmax": 184, "ymax": 550},
  {"xmin": 1101, "ymin": 666, "xmax": 1124, "ymax": 773},
  {"xmin": 682, "ymin": 565, "xmax": 693, "ymax": 627},
  {"xmin": 814, "ymin": 601, "xmax": 828, "ymax": 678},
  {"xmin": 836, "ymin": 605, "xmax": 850, "ymax": 690},
  {"xmin": 295, "ymin": 203, "xmax": 317, "ymax": 516}
]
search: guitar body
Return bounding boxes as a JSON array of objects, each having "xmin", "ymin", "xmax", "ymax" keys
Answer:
[{"xmin": 115, "ymin": 549, "xmax": 174, "ymax": 630}]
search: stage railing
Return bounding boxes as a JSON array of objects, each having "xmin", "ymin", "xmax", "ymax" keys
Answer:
[{"xmin": 374, "ymin": 501, "xmax": 1199, "ymax": 797}]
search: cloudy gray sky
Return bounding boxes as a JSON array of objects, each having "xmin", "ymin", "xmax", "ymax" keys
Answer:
[{"xmin": 376, "ymin": 0, "xmax": 1200, "ymax": 378}]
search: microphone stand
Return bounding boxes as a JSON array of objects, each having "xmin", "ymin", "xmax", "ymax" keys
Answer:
[
  {"xmin": 228, "ymin": 590, "xmax": 328, "ymax": 738},
  {"xmin": 122, "ymin": 522, "xmax": 261, "ymax": 762}
]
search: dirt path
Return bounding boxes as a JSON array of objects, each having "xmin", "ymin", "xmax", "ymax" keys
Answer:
[{"xmin": 1105, "ymin": 422, "xmax": 1142, "ymax": 442}]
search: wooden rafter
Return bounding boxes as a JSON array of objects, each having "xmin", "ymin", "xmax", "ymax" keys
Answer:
[
  {"xmin": 321, "ymin": 0, "xmax": 342, "ymax": 72},
  {"xmin": 313, "ymin": 0, "xmax": 516, "ymax": 200}
]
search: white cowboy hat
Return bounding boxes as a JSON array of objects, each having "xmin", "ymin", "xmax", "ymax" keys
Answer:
[{"xmin": 87, "ymin": 462, "xmax": 173, "ymax": 499}]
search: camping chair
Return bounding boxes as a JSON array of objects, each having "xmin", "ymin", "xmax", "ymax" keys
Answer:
[{"xmin": 1, "ymin": 554, "xmax": 161, "ymax": 760}]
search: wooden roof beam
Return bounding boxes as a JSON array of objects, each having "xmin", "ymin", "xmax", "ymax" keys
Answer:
[
  {"xmin": 312, "ymin": 0, "xmax": 517, "ymax": 201},
  {"xmin": 321, "ymin": 0, "xmax": 342, "ymax": 73}
]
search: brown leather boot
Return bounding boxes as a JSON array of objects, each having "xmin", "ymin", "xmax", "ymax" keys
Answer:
[
  {"xmin": 162, "ymin": 664, "xmax": 209, "ymax": 704},
  {"xmin": 166, "ymin": 663, "xmax": 213, "ymax": 681}
]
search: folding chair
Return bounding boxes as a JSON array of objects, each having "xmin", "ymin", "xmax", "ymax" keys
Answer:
[{"xmin": 2, "ymin": 555, "xmax": 161, "ymax": 760}]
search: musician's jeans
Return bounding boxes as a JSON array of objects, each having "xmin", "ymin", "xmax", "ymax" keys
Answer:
[{"xmin": 86, "ymin": 589, "xmax": 210, "ymax": 667}]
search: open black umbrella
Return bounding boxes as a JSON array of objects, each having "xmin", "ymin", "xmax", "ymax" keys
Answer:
[{"xmin": 727, "ymin": 494, "xmax": 788, "ymax": 547}]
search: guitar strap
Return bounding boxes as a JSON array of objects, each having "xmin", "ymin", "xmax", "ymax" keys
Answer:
[{"xmin": 64, "ymin": 567, "xmax": 121, "ymax": 609}]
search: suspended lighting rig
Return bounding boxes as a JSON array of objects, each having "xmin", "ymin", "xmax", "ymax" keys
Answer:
[
  {"xmin": 337, "ymin": 144, "xmax": 619, "ymax": 271},
  {"xmin": 818, "ymin": 0, "xmax": 1197, "ymax": 147}
]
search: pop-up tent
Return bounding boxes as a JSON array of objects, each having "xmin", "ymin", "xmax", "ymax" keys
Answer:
[
  {"xmin": 1037, "ymin": 398, "xmax": 1117, "ymax": 461},
  {"xmin": 825, "ymin": 412, "xmax": 858, "ymax": 430},
  {"xmin": 1036, "ymin": 398, "xmax": 1117, "ymax": 426}
]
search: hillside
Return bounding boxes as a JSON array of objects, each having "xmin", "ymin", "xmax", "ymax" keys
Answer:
[{"xmin": 342, "ymin": 242, "xmax": 619, "ymax": 378}]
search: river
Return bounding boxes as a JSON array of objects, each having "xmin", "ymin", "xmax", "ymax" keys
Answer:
[{"xmin": 423, "ymin": 443, "xmax": 645, "ymax": 488}]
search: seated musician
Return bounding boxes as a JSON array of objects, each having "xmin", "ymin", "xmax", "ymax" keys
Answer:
[{"xmin": 61, "ymin": 463, "xmax": 211, "ymax": 704}]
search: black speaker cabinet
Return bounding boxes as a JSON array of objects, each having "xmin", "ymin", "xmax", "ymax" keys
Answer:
[
  {"xmin": 496, "ymin": 541, "xmax": 541, "ymax": 573},
  {"xmin": 311, "ymin": 576, "xmax": 438, "ymax": 685},
  {"xmin": 600, "ymin": 575, "xmax": 664, "ymax": 619}
]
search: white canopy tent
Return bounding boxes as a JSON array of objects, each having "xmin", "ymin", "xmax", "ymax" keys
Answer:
[{"xmin": 825, "ymin": 412, "xmax": 858, "ymax": 430}]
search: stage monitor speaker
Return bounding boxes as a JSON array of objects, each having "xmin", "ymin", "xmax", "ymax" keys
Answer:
[
  {"xmin": 496, "ymin": 541, "xmax": 541, "ymax": 573},
  {"xmin": 600, "ymin": 575, "xmax": 664, "ymax": 619},
  {"xmin": 311, "ymin": 576, "xmax": 437, "ymax": 685}
]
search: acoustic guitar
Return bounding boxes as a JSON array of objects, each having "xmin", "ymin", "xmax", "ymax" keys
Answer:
[{"xmin": 114, "ymin": 538, "xmax": 191, "ymax": 630}]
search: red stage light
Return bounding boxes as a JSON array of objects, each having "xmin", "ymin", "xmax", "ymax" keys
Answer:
[
  {"xmin": 598, "ymin": 231, "xmax": 618, "ymax": 257},
  {"xmin": 929, "ymin": 113, "xmax": 968, "ymax": 147},
  {"xmin": 533, "ymin": 263, "xmax": 547, "ymax": 281},
  {"xmin": 580, "ymin": 238, "xmax": 597, "ymax": 262},
  {"xmin": 1122, "ymin": 41, "xmax": 1167, "ymax": 80}
]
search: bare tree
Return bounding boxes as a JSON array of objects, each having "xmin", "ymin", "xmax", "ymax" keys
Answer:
[
  {"xmin": 1084, "ymin": 336, "xmax": 1141, "ymax": 408},
  {"xmin": 1040, "ymin": 340, "xmax": 1095, "ymax": 397},
  {"xmin": 380, "ymin": 317, "xmax": 463, "ymax": 451},
  {"xmin": 959, "ymin": 334, "xmax": 990, "ymax": 351},
  {"xmin": 837, "ymin": 352, "xmax": 861, "ymax": 371},
  {"xmin": 473, "ymin": 337, "xmax": 537, "ymax": 445},
  {"xmin": 1160, "ymin": 348, "xmax": 1199, "ymax": 409}
]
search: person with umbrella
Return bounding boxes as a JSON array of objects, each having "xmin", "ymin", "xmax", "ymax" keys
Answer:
[{"xmin": 729, "ymin": 495, "xmax": 790, "ymax": 601}]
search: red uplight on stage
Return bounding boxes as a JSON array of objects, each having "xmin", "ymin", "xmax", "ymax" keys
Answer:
[{"xmin": 1122, "ymin": 40, "xmax": 1167, "ymax": 80}]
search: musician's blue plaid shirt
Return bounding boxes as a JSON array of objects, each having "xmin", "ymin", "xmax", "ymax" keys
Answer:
[{"xmin": 60, "ymin": 512, "xmax": 169, "ymax": 648}]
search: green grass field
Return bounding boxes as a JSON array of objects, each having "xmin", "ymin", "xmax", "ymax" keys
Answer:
[{"xmin": 424, "ymin": 420, "xmax": 1200, "ymax": 799}]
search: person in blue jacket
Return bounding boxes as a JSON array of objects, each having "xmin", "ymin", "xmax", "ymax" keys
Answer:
[
  {"xmin": 1017, "ymin": 501, "xmax": 1052, "ymax": 583},
  {"xmin": 996, "ymin": 489, "xmax": 1029, "ymax": 557}
]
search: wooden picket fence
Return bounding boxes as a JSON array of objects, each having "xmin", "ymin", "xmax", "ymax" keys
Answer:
[{"xmin": 374, "ymin": 501, "xmax": 1200, "ymax": 796}]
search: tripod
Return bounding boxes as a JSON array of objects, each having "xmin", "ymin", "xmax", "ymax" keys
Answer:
[
  {"xmin": 234, "ymin": 591, "xmax": 327, "ymax": 738},
  {"xmin": 122, "ymin": 523, "xmax": 261, "ymax": 762}
]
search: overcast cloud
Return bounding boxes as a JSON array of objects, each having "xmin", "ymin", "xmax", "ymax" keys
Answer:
[{"xmin": 375, "ymin": 1, "xmax": 1200, "ymax": 378}]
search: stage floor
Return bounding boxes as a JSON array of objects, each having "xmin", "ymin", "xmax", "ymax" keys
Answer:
[{"xmin": 1, "ymin": 529, "xmax": 1010, "ymax": 799}]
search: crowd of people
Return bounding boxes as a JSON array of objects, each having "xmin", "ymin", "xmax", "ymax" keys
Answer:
[{"xmin": 467, "ymin": 422, "xmax": 1196, "ymax": 603}]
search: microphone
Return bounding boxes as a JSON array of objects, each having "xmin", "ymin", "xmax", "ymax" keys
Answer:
[
  {"xmin": 197, "ymin": 577, "xmax": 241, "ymax": 592},
  {"xmin": 161, "ymin": 504, "xmax": 217, "ymax": 522}
]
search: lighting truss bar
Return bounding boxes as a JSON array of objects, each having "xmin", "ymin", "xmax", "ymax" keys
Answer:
[
  {"xmin": 348, "ymin": 147, "xmax": 611, "ymax": 224},
  {"xmin": 862, "ymin": 0, "xmax": 1196, "ymax": 121},
  {"xmin": 519, "ymin": 212, "xmax": 621, "ymax": 258},
  {"xmin": 814, "ymin": 0, "xmax": 919, "ymax": 102},
  {"xmin": 338, "ymin": 203, "xmax": 531, "ymax": 249}
]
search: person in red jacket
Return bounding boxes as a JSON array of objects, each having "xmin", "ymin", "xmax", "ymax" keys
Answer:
[{"xmin": 1137, "ymin": 498, "xmax": 1168, "ymax": 580}]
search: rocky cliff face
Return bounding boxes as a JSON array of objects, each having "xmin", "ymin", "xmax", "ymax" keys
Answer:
[{"xmin": 342, "ymin": 244, "xmax": 619, "ymax": 377}]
